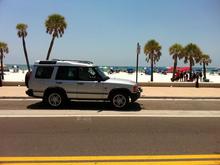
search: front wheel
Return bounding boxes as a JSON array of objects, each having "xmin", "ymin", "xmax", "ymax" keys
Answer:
[
  {"xmin": 110, "ymin": 92, "xmax": 129, "ymax": 109},
  {"xmin": 44, "ymin": 91, "xmax": 66, "ymax": 108}
]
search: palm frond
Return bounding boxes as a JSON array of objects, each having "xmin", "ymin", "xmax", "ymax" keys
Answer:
[
  {"xmin": 0, "ymin": 42, "xmax": 9, "ymax": 55},
  {"xmin": 144, "ymin": 39, "xmax": 162, "ymax": 64},
  {"xmin": 16, "ymin": 23, "xmax": 28, "ymax": 38},
  {"xmin": 169, "ymin": 43, "xmax": 184, "ymax": 62},
  {"xmin": 45, "ymin": 13, "xmax": 67, "ymax": 38}
]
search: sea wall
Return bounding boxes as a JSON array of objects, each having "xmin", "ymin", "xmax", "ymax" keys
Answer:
[
  {"xmin": 138, "ymin": 82, "xmax": 220, "ymax": 88},
  {"xmin": 2, "ymin": 81, "xmax": 25, "ymax": 86}
]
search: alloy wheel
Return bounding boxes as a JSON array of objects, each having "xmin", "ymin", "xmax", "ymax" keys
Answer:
[{"xmin": 48, "ymin": 93, "xmax": 62, "ymax": 107}]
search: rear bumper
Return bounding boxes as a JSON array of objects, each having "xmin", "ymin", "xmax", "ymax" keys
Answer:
[{"xmin": 26, "ymin": 89, "xmax": 33, "ymax": 97}]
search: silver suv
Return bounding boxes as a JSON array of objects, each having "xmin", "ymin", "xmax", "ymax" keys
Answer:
[{"xmin": 26, "ymin": 60, "xmax": 142, "ymax": 109}]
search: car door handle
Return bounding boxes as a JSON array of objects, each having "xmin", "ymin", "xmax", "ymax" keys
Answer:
[
  {"xmin": 77, "ymin": 82, "xmax": 84, "ymax": 85},
  {"xmin": 56, "ymin": 82, "xmax": 63, "ymax": 84}
]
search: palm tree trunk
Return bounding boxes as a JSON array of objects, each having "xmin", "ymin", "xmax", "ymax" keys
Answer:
[
  {"xmin": 150, "ymin": 55, "xmax": 154, "ymax": 82},
  {"xmin": 203, "ymin": 62, "xmax": 206, "ymax": 80},
  {"xmin": 0, "ymin": 51, "xmax": 4, "ymax": 80},
  {"xmin": 46, "ymin": 36, "xmax": 55, "ymax": 60},
  {"xmin": 172, "ymin": 56, "xmax": 177, "ymax": 79},
  {"xmin": 0, "ymin": 55, "xmax": 2, "ymax": 86},
  {"xmin": 22, "ymin": 36, "xmax": 31, "ymax": 72}
]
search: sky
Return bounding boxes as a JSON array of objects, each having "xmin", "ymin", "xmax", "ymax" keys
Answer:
[{"xmin": 0, "ymin": 0, "xmax": 220, "ymax": 67}]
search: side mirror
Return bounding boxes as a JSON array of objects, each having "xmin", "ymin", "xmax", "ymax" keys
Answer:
[{"xmin": 97, "ymin": 76, "xmax": 102, "ymax": 82}]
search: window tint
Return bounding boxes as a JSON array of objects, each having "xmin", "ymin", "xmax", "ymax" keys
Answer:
[
  {"xmin": 56, "ymin": 66, "xmax": 77, "ymax": 80},
  {"xmin": 78, "ymin": 67, "xmax": 97, "ymax": 81},
  {"xmin": 35, "ymin": 66, "xmax": 54, "ymax": 79}
]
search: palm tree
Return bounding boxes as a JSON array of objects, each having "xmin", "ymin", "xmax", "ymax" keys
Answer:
[
  {"xmin": 183, "ymin": 43, "xmax": 202, "ymax": 80},
  {"xmin": 16, "ymin": 23, "xmax": 31, "ymax": 72},
  {"xmin": 45, "ymin": 13, "xmax": 67, "ymax": 60},
  {"xmin": 200, "ymin": 54, "xmax": 211, "ymax": 80},
  {"xmin": 0, "ymin": 42, "xmax": 9, "ymax": 80},
  {"xmin": 144, "ymin": 39, "xmax": 162, "ymax": 82},
  {"xmin": 169, "ymin": 43, "xmax": 184, "ymax": 79}
]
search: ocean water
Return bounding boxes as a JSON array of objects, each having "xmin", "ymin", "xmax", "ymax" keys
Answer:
[
  {"xmin": 5, "ymin": 64, "xmax": 220, "ymax": 73},
  {"xmin": 6, "ymin": 64, "xmax": 30, "ymax": 71},
  {"xmin": 4, "ymin": 64, "xmax": 168, "ymax": 72}
]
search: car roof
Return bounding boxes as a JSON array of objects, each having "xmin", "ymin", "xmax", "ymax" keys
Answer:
[{"xmin": 34, "ymin": 60, "xmax": 94, "ymax": 67}]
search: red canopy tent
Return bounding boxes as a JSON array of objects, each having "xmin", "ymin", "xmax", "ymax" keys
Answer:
[{"xmin": 167, "ymin": 66, "xmax": 190, "ymax": 73}]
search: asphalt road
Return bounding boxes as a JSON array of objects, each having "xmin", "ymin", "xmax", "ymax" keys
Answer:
[
  {"xmin": 0, "ymin": 117, "xmax": 220, "ymax": 156},
  {"xmin": 0, "ymin": 99, "xmax": 220, "ymax": 110},
  {"xmin": 0, "ymin": 99, "xmax": 220, "ymax": 157}
]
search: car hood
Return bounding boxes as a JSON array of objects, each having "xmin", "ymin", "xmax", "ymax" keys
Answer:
[{"xmin": 105, "ymin": 78, "xmax": 136, "ymax": 86}]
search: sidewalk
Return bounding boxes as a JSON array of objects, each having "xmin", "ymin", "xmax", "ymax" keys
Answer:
[
  {"xmin": 1, "ymin": 86, "xmax": 220, "ymax": 99},
  {"xmin": 142, "ymin": 87, "xmax": 220, "ymax": 99}
]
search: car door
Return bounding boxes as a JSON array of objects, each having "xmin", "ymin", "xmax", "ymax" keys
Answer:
[
  {"xmin": 55, "ymin": 66, "xmax": 78, "ymax": 99},
  {"xmin": 76, "ymin": 67, "xmax": 108, "ymax": 99}
]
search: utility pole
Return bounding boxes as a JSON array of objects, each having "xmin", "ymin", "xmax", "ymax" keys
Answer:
[{"xmin": 136, "ymin": 42, "xmax": 141, "ymax": 83}]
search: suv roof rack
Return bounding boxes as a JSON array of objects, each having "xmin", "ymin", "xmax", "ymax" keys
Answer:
[
  {"xmin": 39, "ymin": 61, "xmax": 57, "ymax": 64},
  {"xmin": 52, "ymin": 59, "xmax": 93, "ymax": 64}
]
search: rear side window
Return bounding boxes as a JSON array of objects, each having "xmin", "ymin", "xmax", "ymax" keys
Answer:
[
  {"xmin": 56, "ymin": 66, "xmax": 77, "ymax": 80},
  {"xmin": 35, "ymin": 66, "xmax": 54, "ymax": 79}
]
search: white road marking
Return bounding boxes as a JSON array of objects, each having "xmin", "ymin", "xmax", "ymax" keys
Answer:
[
  {"xmin": 0, "ymin": 110, "xmax": 220, "ymax": 118},
  {"xmin": 0, "ymin": 98, "xmax": 220, "ymax": 101}
]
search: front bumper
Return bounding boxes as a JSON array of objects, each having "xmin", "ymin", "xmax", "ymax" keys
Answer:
[{"xmin": 130, "ymin": 87, "xmax": 142, "ymax": 102}]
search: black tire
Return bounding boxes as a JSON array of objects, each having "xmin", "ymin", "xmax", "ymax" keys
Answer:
[
  {"xmin": 44, "ymin": 90, "xmax": 67, "ymax": 108},
  {"xmin": 110, "ymin": 92, "xmax": 129, "ymax": 109}
]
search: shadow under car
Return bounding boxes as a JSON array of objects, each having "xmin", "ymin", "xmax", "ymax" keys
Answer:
[{"xmin": 27, "ymin": 100, "xmax": 142, "ymax": 112}]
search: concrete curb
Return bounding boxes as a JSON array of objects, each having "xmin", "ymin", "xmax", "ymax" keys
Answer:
[
  {"xmin": 138, "ymin": 82, "xmax": 220, "ymax": 88},
  {"xmin": 0, "ymin": 97, "xmax": 31, "ymax": 99},
  {"xmin": 2, "ymin": 81, "xmax": 25, "ymax": 86},
  {"xmin": 141, "ymin": 96, "xmax": 220, "ymax": 99}
]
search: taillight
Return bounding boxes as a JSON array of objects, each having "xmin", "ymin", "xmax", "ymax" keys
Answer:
[{"xmin": 29, "ymin": 71, "xmax": 32, "ymax": 78}]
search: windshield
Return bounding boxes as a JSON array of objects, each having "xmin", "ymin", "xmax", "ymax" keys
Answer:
[{"xmin": 95, "ymin": 67, "xmax": 109, "ymax": 81}]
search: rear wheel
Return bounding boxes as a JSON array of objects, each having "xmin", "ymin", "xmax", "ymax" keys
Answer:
[{"xmin": 110, "ymin": 92, "xmax": 129, "ymax": 109}]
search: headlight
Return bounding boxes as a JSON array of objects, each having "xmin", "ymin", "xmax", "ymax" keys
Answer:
[{"xmin": 132, "ymin": 85, "xmax": 139, "ymax": 92}]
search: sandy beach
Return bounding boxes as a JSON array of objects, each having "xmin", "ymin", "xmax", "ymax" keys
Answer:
[
  {"xmin": 107, "ymin": 72, "xmax": 220, "ymax": 83},
  {"xmin": 2, "ymin": 69, "xmax": 220, "ymax": 83}
]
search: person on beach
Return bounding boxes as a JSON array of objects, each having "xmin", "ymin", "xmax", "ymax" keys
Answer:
[
  {"xmin": 199, "ymin": 72, "xmax": 202, "ymax": 82},
  {"xmin": 195, "ymin": 72, "xmax": 199, "ymax": 88},
  {"xmin": 192, "ymin": 72, "xmax": 196, "ymax": 81},
  {"xmin": 180, "ymin": 72, "xmax": 183, "ymax": 82},
  {"xmin": 176, "ymin": 71, "xmax": 180, "ymax": 81},
  {"xmin": 184, "ymin": 72, "xmax": 188, "ymax": 82}
]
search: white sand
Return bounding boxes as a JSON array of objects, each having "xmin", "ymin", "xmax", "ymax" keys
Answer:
[
  {"xmin": 3, "ymin": 70, "xmax": 28, "ymax": 82},
  {"xmin": 106, "ymin": 72, "xmax": 220, "ymax": 83},
  {"xmin": 3, "ymin": 70, "xmax": 220, "ymax": 83},
  {"xmin": 106, "ymin": 72, "xmax": 172, "ymax": 82}
]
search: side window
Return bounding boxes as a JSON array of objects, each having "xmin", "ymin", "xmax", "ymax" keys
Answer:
[
  {"xmin": 35, "ymin": 66, "xmax": 54, "ymax": 79},
  {"xmin": 78, "ymin": 67, "xmax": 97, "ymax": 81},
  {"xmin": 56, "ymin": 66, "xmax": 77, "ymax": 80}
]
